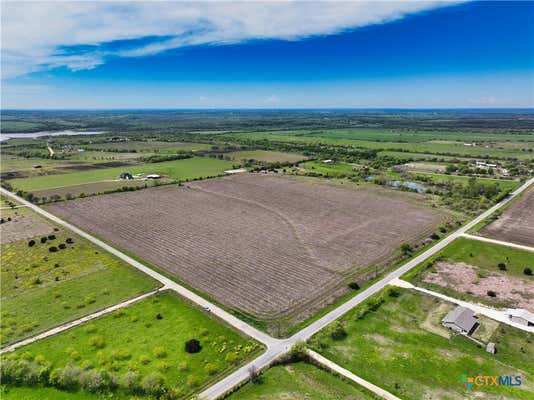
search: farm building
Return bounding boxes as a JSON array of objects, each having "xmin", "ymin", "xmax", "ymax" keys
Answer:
[
  {"xmin": 505, "ymin": 309, "xmax": 534, "ymax": 327},
  {"xmin": 119, "ymin": 172, "xmax": 133, "ymax": 180},
  {"xmin": 442, "ymin": 306, "xmax": 478, "ymax": 335},
  {"xmin": 146, "ymin": 174, "xmax": 161, "ymax": 179}
]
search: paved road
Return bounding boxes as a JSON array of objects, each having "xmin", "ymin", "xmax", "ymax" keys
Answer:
[
  {"xmin": 2, "ymin": 176, "xmax": 533, "ymax": 400},
  {"xmin": 392, "ymin": 279, "xmax": 534, "ymax": 333},
  {"xmin": 461, "ymin": 233, "xmax": 534, "ymax": 253}
]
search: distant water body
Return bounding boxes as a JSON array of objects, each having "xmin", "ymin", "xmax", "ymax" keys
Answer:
[{"xmin": 0, "ymin": 130, "xmax": 106, "ymax": 142}]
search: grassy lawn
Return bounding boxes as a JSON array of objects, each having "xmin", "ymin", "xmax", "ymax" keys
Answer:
[
  {"xmin": 1, "ymin": 227, "xmax": 159, "ymax": 345},
  {"xmin": 227, "ymin": 361, "xmax": 378, "ymax": 399},
  {"xmin": 226, "ymin": 150, "xmax": 307, "ymax": 163},
  {"xmin": 9, "ymin": 157, "xmax": 234, "ymax": 192},
  {"xmin": 1, "ymin": 292, "xmax": 262, "ymax": 399},
  {"xmin": 299, "ymin": 160, "xmax": 359, "ymax": 177},
  {"xmin": 310, "ymin": 288, "xmax": 533, "ymax": 399}
]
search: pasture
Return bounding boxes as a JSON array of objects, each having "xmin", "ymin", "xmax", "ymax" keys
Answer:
[
  {"xmin": 228, "ymin": 361, "xmax": 377, "ymax": 399},
  {"xmin": 83, "ymin": 140, "xmax": 212, "ymax": 153},
  {"xmin": 1, "ymin": 292, "xmax": 262, "ymax": 399},
  {"xmin": 481, "ymin": 187, "xmax": 534, "ymax": 247},
  {"xmin": 310, "ymin": 289, "xmax": 534, "ymax": 399},
  {"xmin": 404, "ymin": 237, "xmax": 534, "ymax": 310},
  {"xmin": 47, "ymin": 174, "xmax": 449, "ymax": 333},
  {"xmin": 226, "ymin": 150, "xmax": 307, "ymax": 163},
  {"xmin": 9, "ymin": 157, "xmax": 234, "ymax": 192},
  {"xmin": 1, "ymin": 213, "xmax": 158, "ymax": 345}
]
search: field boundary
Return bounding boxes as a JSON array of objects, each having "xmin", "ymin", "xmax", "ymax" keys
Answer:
[{"xmin": 461, "ymin": 233, "xmax": 534, "ymax": 253}]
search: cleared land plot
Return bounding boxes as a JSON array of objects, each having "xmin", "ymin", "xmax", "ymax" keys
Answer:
[
  {"xmin": 1, "ymin": 210, "xmax": 158, "ymax": 345},
  {"xmin": 405, "ymin": 238, "xmax": 534, "ymax": 310},
  {"xmin": 226, "ymin": 150, "xmax": 307, "ymax": 163},
  {"xmin": 0, "ymin": 210, "xmax": 54, "ymax": 245},
  {"xmin": 47, "ymin": 174, "xmax": 448, "ymax": 324},
  {"xmin": 1, "ymin": 292, "xmax": 261, "ymax": 399},
  {"xmin": 228, "ymin": 361, "xmax": 377, "ymax": 400},
  {"xmin": 310, "ymin": 289, "xmax": 534, "ymax": 399},
  {"xmin": 481, "ymin": 187, "xmax": 534, "ymax": 247},
  {"xmin": 9, "ymin": 157, "xmax": 233, "ymax": 192},
  {"xmin": 299, "ymin": 160, "xmax": 360, "ymax": 178}
]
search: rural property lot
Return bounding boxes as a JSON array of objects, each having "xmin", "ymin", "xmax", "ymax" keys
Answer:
[
  {"xmin": 47, "ymin": 174, "xmax": 448, "ymax": 326},
  {"xmin": 481, "ymin": 187, "xmax": 534, "ymax": 247}
]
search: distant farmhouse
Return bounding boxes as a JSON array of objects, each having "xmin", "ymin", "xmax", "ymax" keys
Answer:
[
  {"xmin": 442, "ymin": 306, "xmax": 478, "ymax": 335},
  {"xmin": 119, "ymin": 172, "xmax": 133, "ymax": 180},
  {"xmin": 505, "ymin": 309, "xmax": 534, "ymax": 327}
]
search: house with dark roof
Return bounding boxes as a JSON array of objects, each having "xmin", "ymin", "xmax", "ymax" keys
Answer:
[
  {"xmin": 119, "ymin": 172, "xmax": 133, "ymax": 180},
  {"xmin": 442, "ymin": 306, "xmax": 478, "ymax": 335}
]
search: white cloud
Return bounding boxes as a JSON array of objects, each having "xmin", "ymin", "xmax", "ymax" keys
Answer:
[
  {"xmin": 1, "ymin": 1, "xmax": 459, "ymax": 78},
  {"xmin": 265, "ymin": 94, "xmax": 280, "ymax": 104}
]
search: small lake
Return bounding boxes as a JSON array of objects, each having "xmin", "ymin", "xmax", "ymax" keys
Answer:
[{"xmin": 0, "ymin": 130, "xmax": 106, "ymax": 142}]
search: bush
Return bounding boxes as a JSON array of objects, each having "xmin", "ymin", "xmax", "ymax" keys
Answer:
[
  {"xmin": 28, "ymin": 240, "xmax": 36, "ymax": 247},
  {"xmin": 88, "ymin": 335, "xmax": 106, "ymax": 349},
  {"xmin": 498, "ymin": 263, "xmax": 507, "ymax": 271},
  {"xmin": 388, "ymin": 288, "xmax": 401, "ymax": 297},
  {"xmin": 79, "ymin": 369, "xmax": 113, "ymax": 393},
  {"xmin": 153, "ymin": 346, "xmax": 167, "ymax": 358},
  {"xmin": 327, "ymin": 321, "xmax": 347, "ymax": 340},
  {"xmin": 348, "ymin": 281, "xmax": 360, "ymax": 290},
  {"xmin": 66, "ymin": 238, "xmax": 74, "ymax": 244},
  {"xmin": 58, "ymin": 243, "xmax": 67, "ymax": 250},
  {"xmin": 430, "ymin": 233, "xmax": 440, "ymax": 240},
  {"xmin": 487, "ymin": 290, "xmax": 497, "ymax": 297},
  {"xmin": 119, "ymin": 370, "xmax": 140, "ymax": 393},
  {"xmin": 47, "ymin": 235, "xmax": 56, "ymax": 240},
  {"xmin": 141, "ymin": 372, "xmax": 166, "ymax": 396},
  {"xmin": 400, "ymin": 243, "xmax": 412, "ymax": 254},
  {"xmin": 50, "ymin": 364, "xmax": 82, "ymax": 390},
  {"xmin": 139, "ymin": 355, "xmax": 151, "ymax": 365},
  {"xmin": 184, "ymin": 339, "xmax": 201, "ymax": 353},
  {"xmin": 48, "ymin": 246, "xmax": 58, "ymax": 253},
  {"xmin": 204, "ymin": 363, "xmax": 219, "ymax": 375},
  {"xmin": 224, "ymin": 352, "xmax": 238, "ymax": 364},
  {"xmin": 40, "ymin": 237, "xmax": 47, "ymax": 244},
  {"xmin": 524, "ymin": 268, "xmax": 533, "ymax": 276}
]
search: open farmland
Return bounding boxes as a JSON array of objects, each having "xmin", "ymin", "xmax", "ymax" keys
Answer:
[
  {"xmin": 226, "ymin": 150, "xmax": 308, "ymax": 163},
  {"xmin": 481, "ymin": 187, "xmax": 534, "ymax": 246},
  {"xmin": 47, "ymin": 174, "xmax": 448, "ymax": 331},
  {"xmin": 8, "ymin": 157, "xmax": 234, "ymax": 192}
]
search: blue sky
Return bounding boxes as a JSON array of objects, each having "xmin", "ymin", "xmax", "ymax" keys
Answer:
[{"xmin": 2, "ymin": 1, "xmax": 533, "ymax": 109}]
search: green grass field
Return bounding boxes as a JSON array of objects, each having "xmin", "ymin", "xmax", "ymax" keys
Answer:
[
  {"xmin": 299, "ymin": 160, "xmax": 360, "ymax": 177},
  {"xmin": 226, "ymin": 150, "xmax": 307, "ymax": 163},
  {"xmin": 83, "ymin": 141, "xmax": 212, "ymax": 153},
  {"xmin": 310, "ymin": 288, "xmax": 534, "ymax": 399},
  {"xmin": 227, "ymin": 362, "xmax": 377, "ymax": 399},
  {"xmin": 409, "ymin": 171, "xmax": 521, "ymax": 191},
  {"xmin": 1, "ymin": 292, "xmax": 262, "ymax": 399},
  {"xmin": 1, "ymin": 227, "xmax": 159, "ymax": 345},
  {"xmin": 9, "ymin": 157, "xmax": 234, "ymax": 192}
]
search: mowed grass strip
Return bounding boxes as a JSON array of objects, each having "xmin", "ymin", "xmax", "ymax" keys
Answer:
[
  {"xmin": 1, "ymin": 292, "xmax": 262, "ymax": 399},
  {"xmin": 227, "ymin": 361, "xmax": 378, "ymax": 400},
  {"xmin": 9, "ymin": 157, "xmax": 234, "ymax": 192},
  {"xmin": 1, "ymin": 227, "xmax": 159, "ymax": 345},
  {"xmin": 310, "ymin": 289, "xmax": 534, "ymax": 399}
]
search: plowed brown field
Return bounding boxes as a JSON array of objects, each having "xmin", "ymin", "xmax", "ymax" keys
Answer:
[
  {"xmin": 482, "ymin": 186, "xmax": 534, "ymax": 247},
  {"xmin": 47, "ymin": 174, "xmax": 448, "ymax": 324}
]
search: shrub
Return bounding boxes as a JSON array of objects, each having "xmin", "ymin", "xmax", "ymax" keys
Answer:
[
  {"xmin": 153, "ymin": 346, "xmax": 167, "ymax": 358},
  {"xmin": 120, "ymin": 371, "xmax": 140, "ymax": 393},
  {"xmin": 66, "ymin": 238, "xmax": 74, "ymax": 244},
  {"xmin": 400, "ymin": 243, "xmax": 412, "ymax": 254},
  {"xmin": 224, "ymin": 352, "xmax": 238, "ymax": 364},
  {"xmin": 79, "ymin": 369, "xmax": 114, "ymax": 393},
  {"xmin": 524, "ymin": 268, "xmax": 533, "ymax": 276},
  {"xmin": 430, "ymin": 233, "xmax": 440, "ymax": 240},
  {"xmin": 48, "ymin": 246, "xmax": 58, "ymax": 253},
  {"xmin": 40, "ymin": 237, "xmax": 47, "ymax": 244},
  {"xmin": 388, "ymin": 288, "xmax": 401, "ymax": 298},
  {"xmin": 139, "ymin": 355, "xmax": 151, "ymax": 365},
  {"xmin": 177, "ymin": 362, "xmax": 189, "ymax": 372},
  {"xmin": 88, "ymin": 335, "xmax": 106, "ymax": 349},
  {"xmin": 498, "ymin": 263, "xmax": 507, "ymax": 271},
  {"xmin": 155, "ymin": 313, "xmax": 163, "ymax": 320},
  {"xmin": 47, "ymin": 235, "xmax": 56, "ymax": 240},
  {"xmin": 186, "ymin": 374, "xmax": 200, "ymax": 388},
  {"xmin": 487, "ymin": 290, "xmax": 497, "ymax": 297},
  {"xmin": 58, "ymin": 243, "xmax": 67, "ymax": 250},
  {"xmin": 204, "ymin": 363, "xmax": 219, "ymax": 375},
  {"xmin": 28, "ymin": 240, "xmax": 36, "ymax": 247},
  {"xmin": 348, "ymin": 281, "xmax": 360, "ymax": 290},
  {"xmin": 50, "ymin": 364, "xmax": 82, "ymax": 390},
  {"xmin": 184, "ymin": 339, "xmax": 201, "ymax": 353},
  {"xmin": 141, "ymin": 372, "xmax": 166, "ymax": 396},
  {"xmin": 327, "ymin": 321, "xmax": 347, "ymax": 340}
]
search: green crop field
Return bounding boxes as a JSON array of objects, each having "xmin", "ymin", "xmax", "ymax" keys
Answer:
[
  {"xmin": 9, "ymin": 157, "xmax": 234, "ymax": 192},
  {"xmin": 1, "ymin": 292, "xmax": 262, "ymax": 399},
  {"xmin": 226, "ymin": 150, "xmax": 307, "ymax": 163},
  {"xmin": 1, "ymin": 226, "xmax": 159, "ymax": 345},
  {"xmin": 83, "ymin": 141, "xmax": 212, "ymax": 153},
  {"xmin": 310, "ymin": 288, "xmax": 533, "ymax": 399},
  {"xmin": 228, "ymin": 361, "xmax": 377, "ymax": 399}
]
